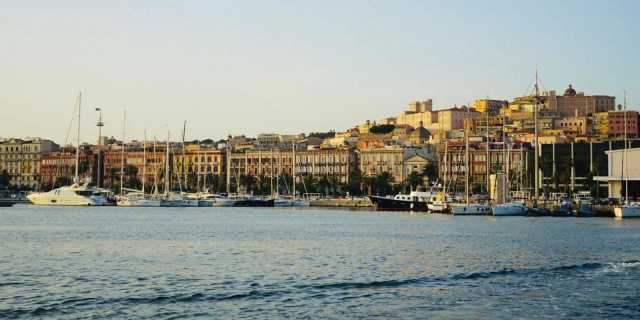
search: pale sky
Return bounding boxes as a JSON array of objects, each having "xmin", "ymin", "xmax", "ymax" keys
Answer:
[{"xmin": 2, "ymin": 0, "xmax": 639, "ymax": 145}]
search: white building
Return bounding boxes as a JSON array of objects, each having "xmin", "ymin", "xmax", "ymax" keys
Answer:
[{"xmin": 594, "ymin": 147, "xmax": 640, "ymax": 199}]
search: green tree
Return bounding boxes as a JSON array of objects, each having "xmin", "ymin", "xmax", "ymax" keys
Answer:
[
  {"xmin": 0, "ymin": 170, "xmax": 9, "ymax": 189},
  {"xmin": 421, "ymin": 163, "xmax": 438, "ymax": 184},
  {"xmin": 369, "ymin": 124, "xmax": 395, "ymax": 134},
  {"xmin": 405, "ymin": 171, "xmax": 423, "ymax": 191},
  {"xmin": 374, "ymin": 172, "xmax": 394, "ymax": 196},
  {"xmin": 344, "ymin": 170, "xmax": 364, "ymax": 196}
]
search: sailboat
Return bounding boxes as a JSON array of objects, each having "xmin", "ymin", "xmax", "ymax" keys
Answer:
[
  {"xmin": 492, "ymin": 108, "xmax": 526, "ymax": 216},
  {"xmin": 274, "ymin": 141, "xmax": 309, "ymax": 207},
  {"xmin": 28, "ymin": 93, "xmax": 108, "ymax": 206},
  {"xmin": 452, "ymin": 110, "xmax": 491, "ymax": 215},
  {"xmin": 116, "ymin": 126, "xmax": 161, "ymax": 207},
  {"xmin": 614, "ymin": 92, "xmax": 640, "ymax": 218},
  {"xmin": 159, "ymin": 131, "xmax": 188, "ymax": 207}
]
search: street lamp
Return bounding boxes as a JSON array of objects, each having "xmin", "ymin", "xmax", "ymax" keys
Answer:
[{"xmin": 95, "ymin": 107, "xmax": 104, "ymax": 188}]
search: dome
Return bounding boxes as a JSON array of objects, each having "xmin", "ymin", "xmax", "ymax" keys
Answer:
[{"xmin": 564, "ymin": 84, "xmax": 577, "ymax": 96}]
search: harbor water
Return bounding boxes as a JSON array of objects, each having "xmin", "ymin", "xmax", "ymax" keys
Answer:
[{"xmin": 1, "ymin": 206, "xmax": 640, "ymax": 319}]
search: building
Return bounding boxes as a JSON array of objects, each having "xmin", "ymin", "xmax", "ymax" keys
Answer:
[
  {"xmin": 359, "ymin": 147, "xmax": 435, "ymax": 184},
  {"xmin": 172, "ymin": 144, "xmax": 225, "ymax": 191},
  {"xmin": 606, "ymin": 110, "xmax": 639, "ymax": 138},
  {"xmin": 0, "ymin": 138, "xmax": 59, "ymax": 189},
  {"xmin": 437, "ymin": 142, "xmax": 529, "ymax": 194},
  {"xmin": 473, "ymin": 99, "xmax": 507, "ymax": 114},
  {"xmin": 39, "ymin": 146, "xmax": 97, "ymax": 190},
  {"xmin": 510, "ymin": 85, "xmax": 615, "ymax": 118},
  {"xmin": 228, "ymin": 147, "xmax": 357, "ymax": 194},
  {"xmin": 595, "ymin": 147, "xmax": 640, "ymax": 200},
  {"xmin": 553, "ymin": 116, "xmax": 591, "ymax": 135}
]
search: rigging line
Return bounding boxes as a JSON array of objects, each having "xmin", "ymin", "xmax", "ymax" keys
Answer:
[{"xmin": 63, "ymin": 94, "xmax": 79, "ymax": 146}]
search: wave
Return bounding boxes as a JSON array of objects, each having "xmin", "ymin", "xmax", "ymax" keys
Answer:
[{"xmin": 2, "ymin": 259, "xmax": 637, "ymax": 317}]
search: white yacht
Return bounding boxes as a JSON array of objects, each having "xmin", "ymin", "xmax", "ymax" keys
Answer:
[
  {"xmin": 28, "ymin": 183, "xmax": 107, "ymax": 206},
  {"xmin": 28, "ymin": 93, "xmax": 108, "ymax": 207},
  {"xmin": 492, "ymin": 203, "xmax": 527, "ymax": 216},
  {"xmin": 614, "ymin": 203, "xmax": 640, "ymax": 218}
]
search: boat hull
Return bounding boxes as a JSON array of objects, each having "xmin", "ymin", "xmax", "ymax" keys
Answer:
[
  {"xmin": 232, "ymin": 199, "xmax": 275, "ymax": 207},
  {"xmin": 492, "ymin": 204, "xmax": 527, "ymax": 216},
  {"xmin": 614, "ymin": 205, "xmax": 640, "ymax": 218},
  {"xmin": 451, "ymin": 204, "xmax": 491, "ymax": 215},
  {"xmin": 27, "ymin": 194, "xmax": 104, "ymax": 206},
  {"xmin": 368, "ymin": 196, "xmax": 427, "ymax": 211}
]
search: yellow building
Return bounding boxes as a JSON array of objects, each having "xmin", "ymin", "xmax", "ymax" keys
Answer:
[
  {"xmin": 0, "ymin": 138, "xmax": 59, "ymax": 189},
  {"xmin": 593, "ymin": 112, "xmax": 609, "ymax": 137},
  {"xmin": 473, "ymin": 99, "xmax": 507, "ymax": 114},
  {"xmin": 172, "ymin": 144, "xmax": 225, "ymax": 190}
]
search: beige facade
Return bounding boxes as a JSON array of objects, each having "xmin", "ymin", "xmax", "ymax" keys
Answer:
[
  {"xmin": 510, "ymin": 85, "xmax": 615, "ymax": 118},
  {"xmin": 554, "ymin": 116, "xmax": 591, "ymax": 135},
  {"xmin": 228, "ymin": 148, "xmax": 357, "ymax": 190},
  {"xmin": 359, "ymin": 147, "xmax": 435, "ymax": 184},
  {"xmin": 0, "ymin": 138, "xmax": 59, "ymax": 189}
]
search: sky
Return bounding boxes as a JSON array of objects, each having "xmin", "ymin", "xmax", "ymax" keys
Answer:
[{"xmin": 2, "ymin": 0, "xmax": 639, "ymax": 145}]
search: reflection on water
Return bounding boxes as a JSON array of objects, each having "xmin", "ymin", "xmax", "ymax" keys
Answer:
[{"xmin": 1, "ymin": 206, "xmax": 639, "ymax": 319}]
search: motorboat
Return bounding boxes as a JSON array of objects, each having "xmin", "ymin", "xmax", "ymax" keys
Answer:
[
  {"xmin": 27, "ymin": 183, "xmax": 107, "ymax": 206},
  {"xmin": 369, "ymin": 190, "xmax": 436, "ymax": 211}
]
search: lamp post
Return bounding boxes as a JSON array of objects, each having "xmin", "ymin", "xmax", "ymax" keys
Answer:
[{"xmin": 95, "ymin": 107, "xmax": 104, "ymax": 188}]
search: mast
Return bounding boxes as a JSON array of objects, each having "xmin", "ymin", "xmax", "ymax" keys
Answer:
[
  {"xmin": 142, "ymin": 130, "xmax": 146, "ymax": 194},
  {"xmin": 534, "ymin": 70, "xmax": 540, "ymax": 200},
  {"xmin": 292, "ymin": 141, "xmax": 296, "ymax": 197},
  {"xmin": 120, "ymin": 110, "xmax": 126, "ymax": 195},
  {"xmin": 502, "ymin": 110, "xmax": 507, "ymax": 204},
  {"xmin": 75, "ymin": 92, "xmax": 81, "ymax": 184},
  {"xmin": 226, "ymin": 144, "xmax": 231, "ymax": 194},
  {"xmin": 465, "ymin": 109, "xmax": 470, "ymax": 205},
  {"xmin": 182, "ymin": 121, "xmax": 187, "ymax": 191},
  {"xmin": 196, "ymin": 140, "xmax": 201, "ymax": 193},
  {"xmin": 486, "ymin": 100, "xmax": 490, "ymax": 196},
  {"xmin": 153, "ymin": 137, "xmax": 158, "ymax": 195},
  {"xmin": 623, "ymin": 91, "xmax": 628, "ymax": 204},
  {"xmin": 443, "ymin": 140, "xmax": 448, "ymax": 191},
  {"xmin": 165, "ymin": 131, "xmax": 170, "ymax": 194}
]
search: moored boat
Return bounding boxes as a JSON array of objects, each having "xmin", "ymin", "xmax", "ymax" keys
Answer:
[
  {"xmin": 492, "ymin": 203, "xmax": 527, "ymax": 216},
  {"xmin": 28, "ymin": 184, "xmax": 107, "ymax": 206},
  {"xmin": 614, "ymin": 203, "xmax": 640, "ymax": 218},
  {"xmin": 451, "ymin": 203, "xmax": 492, "ymax": 215}
]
